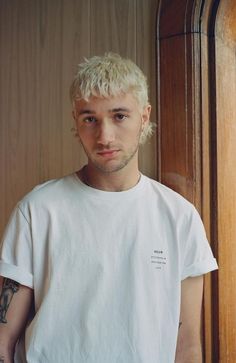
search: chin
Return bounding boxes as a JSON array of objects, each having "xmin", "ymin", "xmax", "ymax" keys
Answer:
[{"xmin": 91, "ymin": 160, "xmax": 128, "ymax": 174}]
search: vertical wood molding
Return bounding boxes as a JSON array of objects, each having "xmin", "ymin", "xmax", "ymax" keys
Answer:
[
  {"xmin": 157, "ymin": 0, "xmax": 203, "ymax": 206},
  {"xmin": 157, "ymin": 1, "xmax": 236, "ymax": 361},
  {"xmin": 156, "ymin": 1, "xmax": 218, "ymax": 362},
  {"xmin": 214, "ymin": 1, "xmax": 236, "ymax": 361}
]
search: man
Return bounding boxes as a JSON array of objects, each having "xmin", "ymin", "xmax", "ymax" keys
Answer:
[{"xmin": 0, "ymin": 53, "xmax": 217, "ymax": 362}]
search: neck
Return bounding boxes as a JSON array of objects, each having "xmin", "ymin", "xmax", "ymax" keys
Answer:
[{"xmin": 78, "ymin": 163, "xmax": 141, "ymax": 192}]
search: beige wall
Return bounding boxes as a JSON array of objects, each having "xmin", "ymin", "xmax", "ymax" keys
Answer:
[{"xmin": 0, "ymin": 0, "xmax": 158, "ymax": 236}]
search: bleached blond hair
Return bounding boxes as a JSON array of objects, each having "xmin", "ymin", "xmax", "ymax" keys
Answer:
[{"xmin": 70, "ymin": 53, "xmax": 155, "ymax": 144}]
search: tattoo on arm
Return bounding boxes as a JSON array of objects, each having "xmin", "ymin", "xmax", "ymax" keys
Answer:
[
  {"xmin": 0, "ymin": 278, "xmax": 19, "ymax": 324},
  {"xmin": 179, "ymin": 321, "xmax": 182, "ymax": 329}
]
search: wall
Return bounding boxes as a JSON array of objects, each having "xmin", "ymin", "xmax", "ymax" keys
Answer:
[{"xmin": 0, "ymin": 0, "xmax": 158, "ymax": 236}]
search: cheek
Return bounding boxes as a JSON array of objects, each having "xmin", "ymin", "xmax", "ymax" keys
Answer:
[
  {"xmin": 76, "ymin": 128, "xmax": 92, "ymax": 144},
  {"xmin": 115, "ymin": 125, "xmax": 141, "ymax": 144},
  {"xmin": 124, "ymin": 123, "xmax": 142, "ymax": 138}
]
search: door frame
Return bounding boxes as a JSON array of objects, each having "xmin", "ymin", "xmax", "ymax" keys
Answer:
[{"xmin": 156, "ymin": 1, "xmax": 219, "ymax": 361}]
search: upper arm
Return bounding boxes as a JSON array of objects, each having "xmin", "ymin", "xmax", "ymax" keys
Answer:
[
  {"xmin": 0, "ymin": 276, "xmax": 33, "ymax": 359},
  {"xmin": 175, "ymin": 275, "xmax": 204, "ymax": 363}
]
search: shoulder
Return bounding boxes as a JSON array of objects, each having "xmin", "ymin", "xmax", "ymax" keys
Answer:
[
  {"xmin": 143, "ymin": 175, "xmax": 196, "ymax": 217},
  {"xmin": 18, "ymin": 173, "xmax": 79, "ymax": 210},
  {"xmin": 143, "ymin": 176, "xmax": 206, "ymax": 235}
]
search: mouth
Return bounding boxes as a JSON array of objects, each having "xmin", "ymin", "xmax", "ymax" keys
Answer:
[{"xmin": 96, "ymin": 149, "xmax": 120, "ymax": 158}]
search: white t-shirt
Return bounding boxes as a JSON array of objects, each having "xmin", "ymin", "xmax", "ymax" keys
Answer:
[{"xmin": 0, "ymin": 173, "xmax": 218, "ymax": 363}]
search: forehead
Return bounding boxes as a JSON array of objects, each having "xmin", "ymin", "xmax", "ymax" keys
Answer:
[{"xmin": 74, "ymin": 93, "xmax": 140, "ymax": 113}]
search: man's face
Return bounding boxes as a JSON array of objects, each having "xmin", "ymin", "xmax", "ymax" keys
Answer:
[{"xmin": 73, "ymin": 93, "xmax": 151, "ymax": 174}]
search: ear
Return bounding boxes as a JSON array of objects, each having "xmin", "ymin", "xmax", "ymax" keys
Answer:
[{"xmin": 141, "ymin": 104, "xmax": 151, "ymax": 129}]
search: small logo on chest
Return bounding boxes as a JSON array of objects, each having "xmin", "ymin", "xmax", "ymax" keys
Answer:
[{"xmin": 151, "ymin": 249, "xmax": 167, "ymax": 270}]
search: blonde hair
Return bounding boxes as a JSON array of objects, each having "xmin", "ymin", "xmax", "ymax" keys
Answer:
[{"xmin": 70, "ymin": 52, "xmax": 155, "ymax": 144}]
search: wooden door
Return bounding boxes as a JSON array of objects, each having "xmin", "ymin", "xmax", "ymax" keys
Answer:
[{"xmin": 157, "ymin": 0, "xmax": 236, "ymax": 361}]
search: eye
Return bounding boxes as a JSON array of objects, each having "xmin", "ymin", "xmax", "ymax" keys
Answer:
[
  {"xmin": 114, "ymin": 113, "xmax": 127, "ymax": 122},
  {"xmin": 83, "ymin": 116, "xmax": 97, "ymax": 124}
]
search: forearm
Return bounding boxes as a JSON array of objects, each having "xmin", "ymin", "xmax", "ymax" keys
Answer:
[
  {"xmin": 0, "ymin": 276, "xmax": 33, "ymax": 361},
  {"xmin": 0, "ymin": 343, "xmax": 14, "ymax": 363},
  {"xmin": 175, "ymin": 344, "xmax": 202, "ymax": 363},
  {"xmin": 0, "ymin": 325, "xmax": 15, "ymax": 363},
  {"xmin": 176, "ymin": 276, "xmax": 204, "ymax": 363},
  {"xmin": 175, "ymin": 325, "xmax": 202, "ymax": 363}
]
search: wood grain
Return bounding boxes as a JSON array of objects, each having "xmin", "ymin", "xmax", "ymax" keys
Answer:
[
  {"xmin": 215, "ymin": 1, "xmax": 236, "ymax": 360},
  {"xmin": 0, "ymin": 0, "xmax": 41, "ymax": 226},
  {"xmin": 158, "ymin": 34, "xmax": 201, "ymax": 206},
  {"xmin": 90, "ymin": 0, "xmax": 137, "ymax": 57},
  {"xmin": 200, "ymin": 29, "xmax": 214, "ymax": 363},
  {"xmin": 136, "ymin": 0, "xmax": 158, "ymax": 178},
  {"xmin": 157, "ymin": 1, "xmax": 221, "ymax": 362},
  {"xmin": 61, "ymin": 0, "xmax": 90, "ymax": 175}
]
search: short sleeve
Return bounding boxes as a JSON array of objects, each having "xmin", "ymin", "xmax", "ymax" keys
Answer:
[
  {"xmin": 181, "ymin": 206, "xmax": 218, "ymax": 280},
  {"xmin": 0, "ymin": 204, "xmax": 33, "ymax": 288}
]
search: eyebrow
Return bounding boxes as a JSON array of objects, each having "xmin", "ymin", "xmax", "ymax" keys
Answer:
[
  {"xmin": 77, "ymin": 109, "xmax": 95, "ymax": 115},
  {"xmin": 77, "ymin": 107, "xmax": 132, "ymax": 116},
  {"xmin": 111, "ymin": 107, "xmax": 132, "ymax": 113}
]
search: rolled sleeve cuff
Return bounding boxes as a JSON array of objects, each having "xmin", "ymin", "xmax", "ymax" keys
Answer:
[
  {"xmin": 0, "ymin": 261, "xmax": 33, "ymax": 288},
  {"xmin": 181, "ymin": 258, "xmax": 218, "ymax": 280}
]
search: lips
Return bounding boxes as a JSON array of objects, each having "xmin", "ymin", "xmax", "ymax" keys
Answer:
[{"xmin": 97, "ymin": 149, "xmax": 120, "ymax": 157}]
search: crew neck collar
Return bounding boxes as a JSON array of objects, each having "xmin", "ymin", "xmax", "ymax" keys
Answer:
[{"xmin": 72, "ymin": 172, "xmax": 147, "ymax": 200}]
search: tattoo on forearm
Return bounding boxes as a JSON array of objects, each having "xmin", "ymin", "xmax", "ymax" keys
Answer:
[
  {"xmin": 0, "ymin": 278, "xmax": 19, "ymax": 324},
  {"xmin": 179, "ymin": 321, "xmax": 182, "ymax": 329}
]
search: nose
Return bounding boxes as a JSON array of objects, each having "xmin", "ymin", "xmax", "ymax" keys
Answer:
[{"xmin": 96, "ymin": 120, "xmax": 115, "ymax": 145}]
